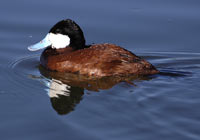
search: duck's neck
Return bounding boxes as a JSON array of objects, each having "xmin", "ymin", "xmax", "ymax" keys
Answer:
[
  {"xmin": 70, "ymin": 39, "xmax": 85, "ymax": 50},
  {"xmin": 69, "ymin": 32, "xmax": 86, "ymax": 50}
]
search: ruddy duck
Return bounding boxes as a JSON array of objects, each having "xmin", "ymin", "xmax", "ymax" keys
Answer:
[{"xmin": 28, "ymin": 19, "xmax": 159, "ymax": 77}]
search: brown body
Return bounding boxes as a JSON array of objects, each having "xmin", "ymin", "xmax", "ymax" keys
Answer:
[{"xmin": 40, "ymin": 43, "xmax": 159, "ymax": 77}]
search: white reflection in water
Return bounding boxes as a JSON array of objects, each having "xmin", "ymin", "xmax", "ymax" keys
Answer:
[{"xmin": 47, "ymin": 79, "xmax": 71, "ymax": 98}]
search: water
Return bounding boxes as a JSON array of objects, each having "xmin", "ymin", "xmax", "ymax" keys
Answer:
[{"xmin": 0, "ymin": 0, "xmax": 200, "ymax": 139}]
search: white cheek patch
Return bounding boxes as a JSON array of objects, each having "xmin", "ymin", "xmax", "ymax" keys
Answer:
[{"xmin": 48, "ymin": 33, "xmax": 70, "ymax": 49}]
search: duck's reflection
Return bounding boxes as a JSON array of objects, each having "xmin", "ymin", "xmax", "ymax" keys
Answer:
[
  {"xmin": 38, "ymin": 66, "xmax": 154, "ymax": 115},
  {"xmin": 48, "ymin": 79, "xmax": 84, "ymax": 115}
]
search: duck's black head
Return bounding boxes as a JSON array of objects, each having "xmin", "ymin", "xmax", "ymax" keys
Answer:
[
  {"xmin": 28, "ymin": 19, "xmax": 86, "ymax": 51},
  {"xmin": 49, "ymin": 19, "xmax": 86, "ymax": 50}
]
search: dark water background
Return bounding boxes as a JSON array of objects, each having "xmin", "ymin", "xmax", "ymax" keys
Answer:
[{"xmin": 0, "ymin": 0, "xmax": 200, "ymax": 140}]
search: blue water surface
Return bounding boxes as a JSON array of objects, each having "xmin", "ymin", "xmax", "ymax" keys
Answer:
[{"xmin": 0, "ymin": 0, "xmax": 200, "ymax": 140}]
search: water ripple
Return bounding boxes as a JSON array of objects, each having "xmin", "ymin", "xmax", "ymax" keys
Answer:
[{"xmin": 2, "ymin": 51, "xmax": 200, "ymax": 140}]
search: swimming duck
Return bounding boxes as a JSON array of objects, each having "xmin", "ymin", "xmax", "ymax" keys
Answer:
[{"xmin": 28, "ymin": 19, "xmax": 159, "ymax": 77}]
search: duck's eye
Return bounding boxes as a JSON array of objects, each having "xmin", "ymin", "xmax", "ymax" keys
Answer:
[{"xmin": 55, "ymin": 29, "xmax": 61, "ymax": 33}]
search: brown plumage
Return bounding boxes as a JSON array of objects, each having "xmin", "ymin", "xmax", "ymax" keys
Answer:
[
  {"xmin": 40, "ymin": 43, "xmax": 159, "ymax": 77},
  {"xmin": 28, "ymin": 19, "xmax": 159, "ymax": 77}
]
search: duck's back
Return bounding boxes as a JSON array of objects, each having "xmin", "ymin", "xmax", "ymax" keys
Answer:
[{"xmin": 40, "ymin": 43, "xmax": 159, "ymax": 77}]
